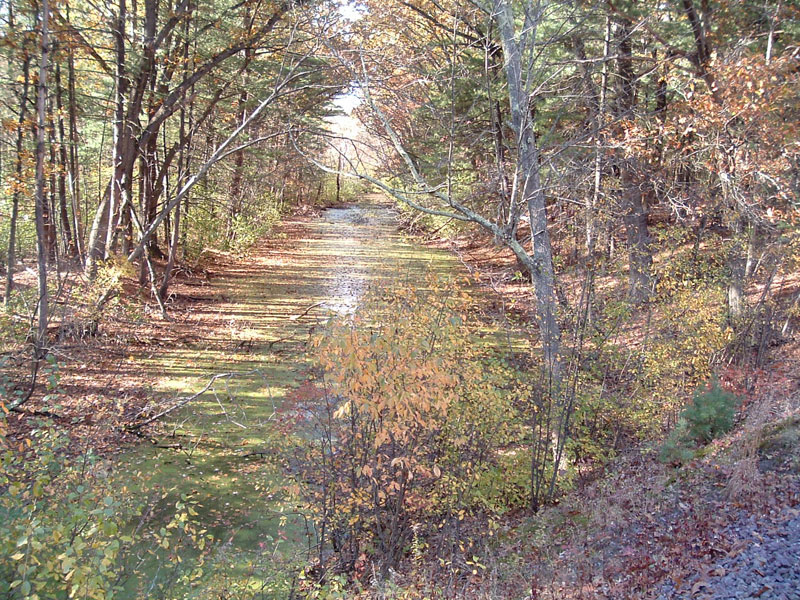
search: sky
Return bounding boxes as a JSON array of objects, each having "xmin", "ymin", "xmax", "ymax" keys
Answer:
[
  {"xmin": 338, "ymin": 1, "xmax": 365, "ymax": 22},
  {"xmin": 333, "ymin": 92, "xmax": 362, "ymax": 115}
]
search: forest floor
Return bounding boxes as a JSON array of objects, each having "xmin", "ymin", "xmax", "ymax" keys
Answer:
[
  {"xmin": 3, "ymin": 200, "xmax": 800, "ymax": 598},
  {"xmin": 514, "ymin": 368, "xmax": 800, "ymax": 600}
]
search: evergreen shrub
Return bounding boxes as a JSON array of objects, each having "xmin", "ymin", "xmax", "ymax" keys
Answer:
[{"xmin": 659, "ymin": 381, "xmax": 738, "ymax": 464}]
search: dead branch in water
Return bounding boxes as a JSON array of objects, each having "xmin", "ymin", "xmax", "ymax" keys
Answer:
[
  {"xmin": 289, "ymin": 301, "xmax": 325, "ymax": 321},
  {"xmin": 125, "ymin": 369, "xmax": 265, "ymax": 431}
]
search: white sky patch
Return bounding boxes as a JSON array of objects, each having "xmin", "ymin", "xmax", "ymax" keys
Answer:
[
  {"xmin": 337, "ymin": 1, "xmax": 366, "ymax": 22},
  {"xmin": 333, "ymin": 92, "xmax": 362, "ymax": 115}
]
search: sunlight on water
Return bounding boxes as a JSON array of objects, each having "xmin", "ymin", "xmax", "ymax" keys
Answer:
[{"xmin": 320, "ymin": 205, "xmax": 390, "ymax": 315}]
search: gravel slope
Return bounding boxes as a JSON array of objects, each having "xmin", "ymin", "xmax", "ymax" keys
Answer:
[{"xmin": 657, "ymin": 509, "xmax": 800, "ymax": 600}]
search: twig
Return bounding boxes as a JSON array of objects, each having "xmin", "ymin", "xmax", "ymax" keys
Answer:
[
  {"xmin": 241, "ymin": 450, "xmax": 271, "ymax": 458},
  {"xmin": 6, "ymin": 357, "xmax": 42, "ymax": 412},
  {"xmin": 213, "ymin": 390, "xmax": 247, "ymax": 429},
  {"xmin": 289, "ymin": 301, "xmax": 325, "ymax": 321},
  {"xmin": 125, "ymin": 370, "xmax": 259, "ymax": 430}
]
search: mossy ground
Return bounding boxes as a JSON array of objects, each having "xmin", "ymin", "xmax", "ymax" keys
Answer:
[{"xmin": 110, "ymin": 203, "xmax": 482, "ymax": 594}]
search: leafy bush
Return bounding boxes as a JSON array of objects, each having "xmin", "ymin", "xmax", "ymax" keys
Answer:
[
  {"xmin": 296, "ymin": 279, "xmax": 528, "ymax": 577},
  {"xmin": 182, "ymin": 192, "xmax": 283, "ymax": 259},
  {"xmin": 659, "ymin": 381, "xmax": 739, "ymax": 464},
  {"xmin": 226, "ymin": 194, "xmax": 282, "ymax": 254},
  {"xmin": 0, "ymin": 424, "xmax": 210, "ymax": 599}
]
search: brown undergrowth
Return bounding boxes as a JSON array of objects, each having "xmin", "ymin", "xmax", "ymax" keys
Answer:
[
  {"xmin": 523, "ymin": 358, "xmax": 800, "ymax": 600},
  {"xmin": 357, "ymin": 341, "xmax": 800, "ymax": 599}
]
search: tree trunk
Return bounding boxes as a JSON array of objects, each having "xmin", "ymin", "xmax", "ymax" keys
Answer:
[
  {"xmin": 494, "ymin": 0, "xmax": 565, "ymax": 513},
  {"xmin": 34, "ymin": 0, "xmax": 51, "ymax": 354},
  {"xmin": 85, "ymin": 193, "xmax": 109, "ymax": 278},
  {"xmin": 159, "ymin": 12, "xmax": 193, "ymax": 301},
  {"xmin": 335, "ymin": 152, "xmax": 342, "ymax": 204},
  {"xmin": 4, "ymin": 49, "xmax": 31, "ymax": 306},
  {"xmin": 159, "ymin": 189, "xmax": 181, "ymax": 300},
  {"xmin": 66, "ymin": 1, "xmax": 84, "ymax": 263},
  {"xmin": 48, "ymin": 110, "xmax": 64, "ymax": 260},
  {"xmin": 55, "ymin": 62, "xmax": 76, "ymax": 257},
  {"xmin": 494, "ymin": 0, "xmax": 561, "ymax": 384},
  {"xmin": 229, "ymin": 92, "xmax": 247, "ymax": 234},
  {"xmin": 106, "ymin": 0, "xmax": 129, "ymax": 258},
  {"xmin": 48, "ymin": 71, "xmax": 73, "ymax": 260},
  {"xmin": 614, "ymin": 15, "xmax": 652, "ymax": 304},
  {"xmin": 745, "ymin": 221, "xmax": 758, "ymax": 278},
  {"xmin": 623, "ymin": 181, "xmax": 653, "ymax": 301},
  {"xmin": 588, "ymin": 16, "xmax": 611, "ymax": 258},
  {"xmin": 140, "ymin": 114, "xmax": 160, "ymax": 258},
  {"xmin": 228, "ymin": 21, "xmax": 254, "ymax": 239},
  {"xmin": 727, "ymin": 216, "xmax": 747, "ymax": 321}
]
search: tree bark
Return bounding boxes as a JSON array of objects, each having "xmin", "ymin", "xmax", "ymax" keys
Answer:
[
  {"xmin": 727, "ymin": 216, "xmax": 747, "ymax": 321},
  {"xmin": 48, "ymin": 108, "xmax": 64, "ymax": 260},
  {"xmin": 159, "ymin": 8, "xmax": 194, "ymax": 301},
  {"xmin": 34, "ymin": 0, "xmax": 51, "ymax": 355},
  {"xmin": 228, "ymin": 25, "xmax": 253, "ymax": 239},
  {"xmin": 66, "ymin": 1, "xmax": 84, "ymax": 263},
  {"xmin": 55, "ymin": 62, "xmax": 76, "ymax": 257},
  {"xmin": 614, "ymin": 15, "xmax": 652, "ymax": 303},
  {"xmin": 4, "ymin": 48, "xmax": 31, "ymax": 306},
  {"xmin": 106, "ymin": 0, "xmax": 129, "ymax": 258},
  {"xmin": 494, "ymin": 0, "xmax": 561, "ymax": 384},
  {"xmin": 85, "ymin": 185, "xmax": 111, "ymax": 278},
  {"xmin": 623, "ymin": 178, "xmax": 653, "ymax": 301},
  {"xmin": 588, "ymin": 16, "xmax": 611, "ymax": 257}
]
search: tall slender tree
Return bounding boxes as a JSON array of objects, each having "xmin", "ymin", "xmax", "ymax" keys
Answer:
[
  {"xmin": 3, "ymin": 11, "xmax": 31, "ymax": 306},
  {"xmin": 33, "ymin": 0, "xmax": 50, "ymax": 354}
]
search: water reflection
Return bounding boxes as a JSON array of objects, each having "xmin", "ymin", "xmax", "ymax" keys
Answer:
[{"xmin": 319, "ymin": 205, "xmax": 396, "ymax": 315}]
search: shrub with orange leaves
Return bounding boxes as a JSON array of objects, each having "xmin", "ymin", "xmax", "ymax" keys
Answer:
[{"xmin": 297, "ymin": 277, "xmax": 528, "ymax": 579}]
